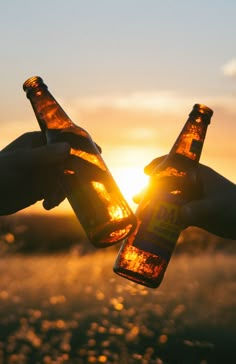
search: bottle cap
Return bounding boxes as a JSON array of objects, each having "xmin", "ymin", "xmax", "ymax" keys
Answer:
[
  {"xmin": 193, "ymin": 104, "xmax": 213, "ymax": 116},
  {"xmin": 190, "ymin": 104, "xmax": 213, "ymax": 124},
  {"xmin": 23, "ymin": 76, "xmax": 46, "ymax": 95}
]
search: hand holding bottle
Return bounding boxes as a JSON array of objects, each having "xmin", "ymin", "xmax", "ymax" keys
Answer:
[
  {"xmin": 0, "ymin": 131, "xmax": 105, "ymax": 215},
  {"xmin": 113, "ymin": 104, "xmax": 213, "ymax": 288},
  {"xmin": 23, "ymin": 76, "xmax": 136, "ymax": 247},
  {"xmin": 144, "ymin": 156, "xmax": 236, "ymax": 240}
]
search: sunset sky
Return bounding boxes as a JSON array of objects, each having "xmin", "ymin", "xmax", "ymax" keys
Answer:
[{"xmin": 0, "ymin": 0, "xmax": 236, "ymax": 213}]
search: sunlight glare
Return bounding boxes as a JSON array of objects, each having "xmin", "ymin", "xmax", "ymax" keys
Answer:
[{"xmin": 112, "ymin": 166, "xmax": 149, "ymax": 211}]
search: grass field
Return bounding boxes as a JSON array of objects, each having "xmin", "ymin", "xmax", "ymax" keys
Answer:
[{"xmin": 0, "ymin": 249, "xmax": 235, "ymax": 364}]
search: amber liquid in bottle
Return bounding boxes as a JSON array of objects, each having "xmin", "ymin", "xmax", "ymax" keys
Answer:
[
  {"xmin": 23, "ymin": 76, "xmax": 137, "ymax": 248},
  {"xmin": 113, "ymin": 104, "xmax": 213, "ymax": 287}
]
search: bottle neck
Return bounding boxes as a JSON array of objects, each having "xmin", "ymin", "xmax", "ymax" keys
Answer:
[
  {"xmin": 169, "ymin": 109, "xmax": 211, "ymax": 164},
  {"xmin": 24, "ymin": 77, "xmax": 73, "ymax": 131}
]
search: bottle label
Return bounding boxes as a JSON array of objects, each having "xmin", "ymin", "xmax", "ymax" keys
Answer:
[
  {"xmin": 190, "ymin": 139, "xmax": 203, "ymax": 154},
  {"xmin": 133, "ymin": 192, "xmax": 183, "ymax": 260}
]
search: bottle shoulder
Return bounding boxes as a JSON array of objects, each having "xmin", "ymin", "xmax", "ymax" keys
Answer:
[{"xmin": 63, "ymin": 125, "xmax": 91, "ymax": 138}]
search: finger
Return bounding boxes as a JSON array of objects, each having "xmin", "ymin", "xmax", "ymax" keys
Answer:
[
  {"xmin": 179, "ymin": 197, "xmax": 236, "ymax": 239},
  {"xmin": 133, "ymin": 171, "xmax": 201, "ymax": 210},
  {"xmin": 32, "ymin": 166, "xmax": 65, "ymax": 210},
  {"xmin": 95, "ymin": 143, "xmax": 102, "ymax": 153},
  {"xmin": 30, "ymin": 143, "xmax": 71, "ymax": 165},
  {"xmin": 43, "ymin": 189, "xmax": 66, "ymax": 210},
  {"xmin": 1, "ymin": 131, "xmax": 46, "ymax": 152},
  {"xmin": 3, "ymin": 142, "xmax": 70, "ymax": 168},
  {"xmin": 180, "ymin": 199, "xmax": 221, "ymax": 229},
  {"xmin": 65, "ymin": 155, "xmax": 107, "ymax": 182},
  {"xmin": 144, "ymin": 155, "xmax": 167, "ymax": 175}
]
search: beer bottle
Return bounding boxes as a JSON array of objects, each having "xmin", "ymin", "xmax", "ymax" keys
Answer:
[
  {"xmin": 23, "ymin": 76, "xmax": 137, "ymax": 248},
  {"xmin": 113, "ymin": 104, "xmax": 213, "ymax": 287}
]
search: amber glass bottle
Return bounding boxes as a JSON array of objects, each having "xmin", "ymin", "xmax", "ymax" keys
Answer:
[
  {"xmin": 113, "ymin": 104, "xmax": 213, "ymax": 287},
  {"xmin": 23, "ymin": 76, "xmax": 137, "ymax": 248}
]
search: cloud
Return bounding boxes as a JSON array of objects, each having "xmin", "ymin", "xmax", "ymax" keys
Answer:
[
  {"xmin": 63, "ymin": 91, "xmax": 236, "ymax": 118},
  {"xmin": 222, "ymin": 58, "xmax": 236, "ymax": 78},
  {"xmin": 61, "ymin": 91, "xmax": 236, "ymax": 141},
  {"xmin": 68, "ymin": 91, "xmax": 192, "ymax": 115}
]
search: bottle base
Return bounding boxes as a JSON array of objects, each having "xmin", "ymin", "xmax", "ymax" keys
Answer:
[
  {"xmin": 90, "ymin": 220, "xmax": 136, "ymax": 248},
  {"xmin": 113, "ymin": 267, "xmax": 163, "ymax": 289}
]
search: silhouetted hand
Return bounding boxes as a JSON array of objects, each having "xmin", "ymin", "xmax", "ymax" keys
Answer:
[
  {"xmin": 139, "ymin": 156, "xmax": 236, "ymax": 240},
  {"xmin": 0, "ymin": 132, "xmax": 71, "ymax": 215},
  {"xmin": 181, "ymin": 164, "xmax": 236, "ymax": 240}
]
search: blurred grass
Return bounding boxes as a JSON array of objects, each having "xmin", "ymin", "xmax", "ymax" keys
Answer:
[
  {"xmin": 0, "ymin": 213, "xmax": 235, "ymax": 363},
  {"xmin": 0, "ymin": 250, "xmax": 235, "ymax": 364},
  {"xmin": 0, "ymin": 213, "xmax": 89, "ymax": 255}
]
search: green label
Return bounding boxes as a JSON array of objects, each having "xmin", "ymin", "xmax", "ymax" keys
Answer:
[{"xmin": 133, "ymin": 193, "xmax": 182, "ymax": 258}]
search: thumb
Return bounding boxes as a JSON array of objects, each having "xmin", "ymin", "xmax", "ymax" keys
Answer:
[
  {"xmin": 13, "ymin": 142, "xmax": 70, "ymax": 167},
  {"xmin": 144, "ymin": 155, "xmax": 167, "ymax": 175},
  {"xmin": 32, "ymin": 142, "xmax": 71, "ymax": 165}
]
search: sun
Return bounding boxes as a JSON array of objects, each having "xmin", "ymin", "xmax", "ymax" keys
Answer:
[{"xmin": 112, "ymin": 166, "xmax": 149, "ymax": 211}]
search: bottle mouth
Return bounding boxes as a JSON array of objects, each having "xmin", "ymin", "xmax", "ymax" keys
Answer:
[
  {"xmin": 190, "ymin": 103, "xmax": 213, "ymax": 124},
  {"xmin": 193, "ymin": 104, "xmax": 214, "ymax": 116},
  {"xmin": 23, "ymin": 76, "xmax": 45, "ymax": 92}
]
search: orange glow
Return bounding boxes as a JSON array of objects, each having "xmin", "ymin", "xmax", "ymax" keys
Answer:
[
  {"xmin": 64, "ymin": 169, "xmax": 75, "ymax": 175},
  {"xmin": 112, "ymin": 166, "xmax": 149, "ymax": 211},
  {"xmin": 124, "ymin": 245, "xmax": 140, "ymax": 262},
  {"xmin": 70, "ymin": 148, "xmax": 105, "ymax": 169},
  {"xmin": 91, "ymin": 181, "xmax": 126, "ymax": 219}
]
